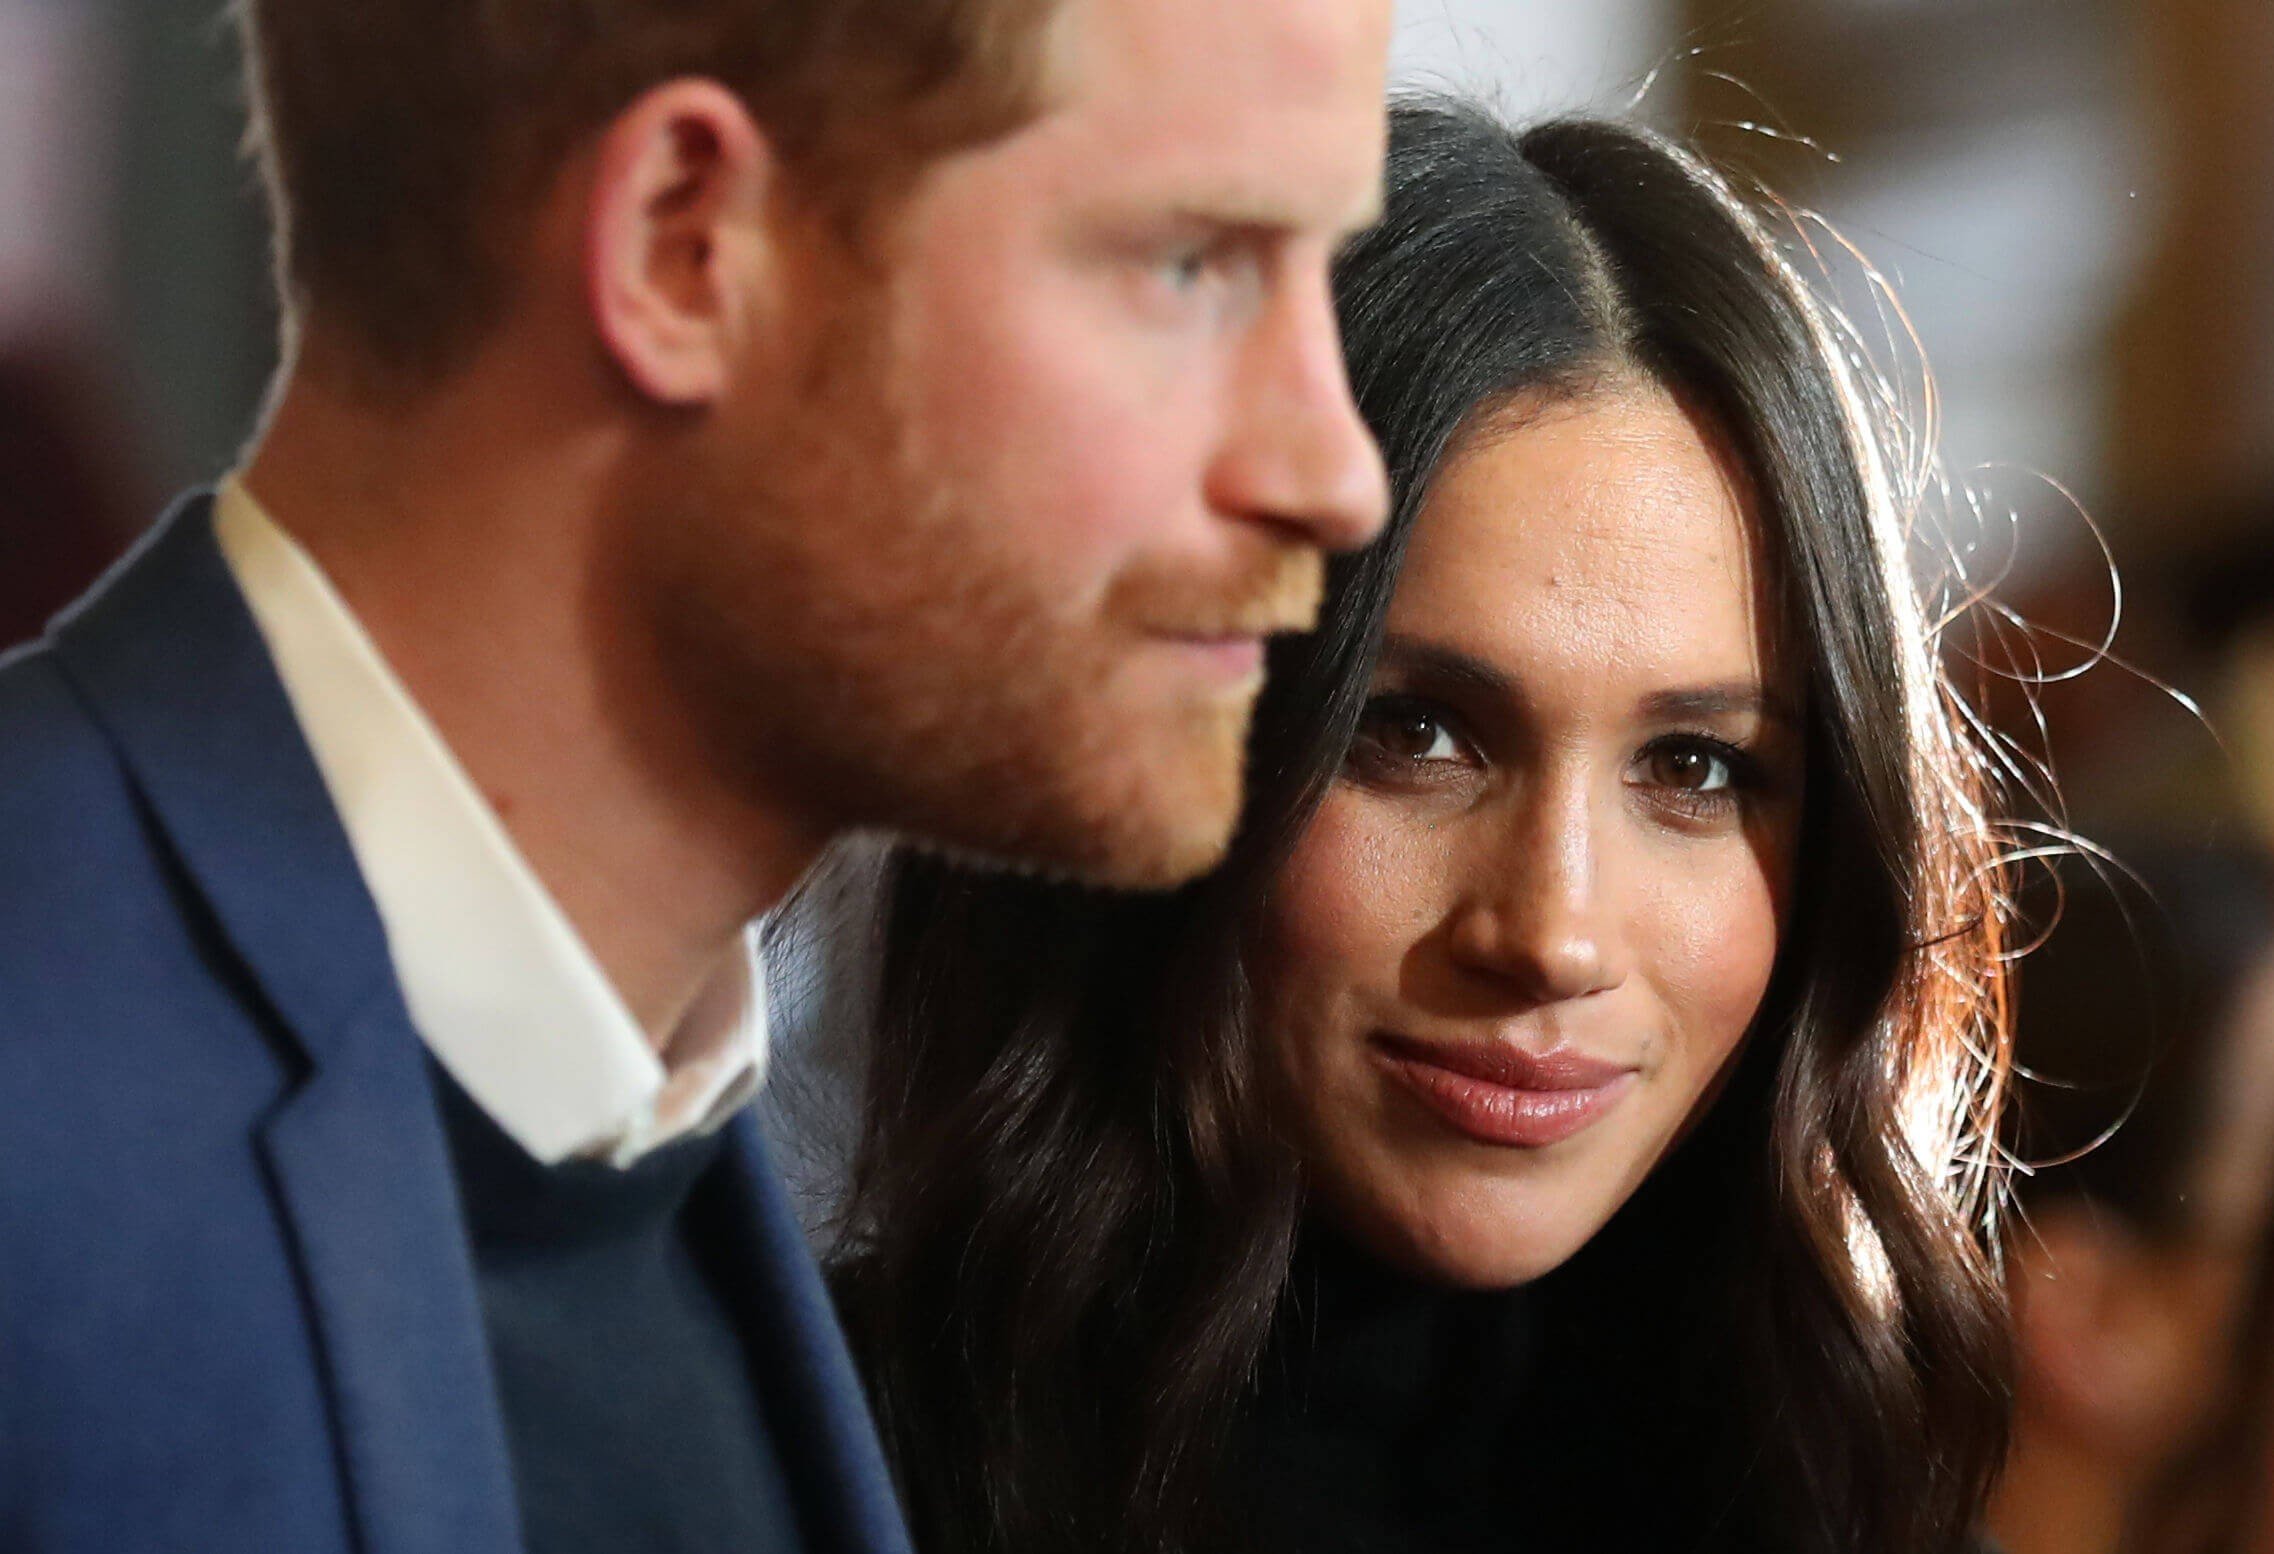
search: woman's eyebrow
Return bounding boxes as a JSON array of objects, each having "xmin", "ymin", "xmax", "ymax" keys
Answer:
[
  {"xmin": 1639, "ymin": 684, "xmax": 1801, "ymax": 728},
  {"xmin": 1378, "ymin": 637, "xmax": 1801, "ymax": 729},
  {"xmin": 1376, "ymin": 634, "xmax": 1517, "ymax": 702}
]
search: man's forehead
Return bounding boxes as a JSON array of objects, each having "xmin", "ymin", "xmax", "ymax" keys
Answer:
[
  {"xmin": 1038, "ymin": 0, "xmax": 1391, "ymax": 228},
  {"xmin": 1061, "ymin": 0, "xmax": 1391, "ymax": 97}
]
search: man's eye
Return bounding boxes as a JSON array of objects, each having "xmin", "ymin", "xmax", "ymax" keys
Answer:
[
  {"xmin": 1138, "ymin": 238, "xmax": 1267, "ymax": 316},
  {"xmin": 1157, "ymin": 247, "xmax": 1212, "ymax": 291}
]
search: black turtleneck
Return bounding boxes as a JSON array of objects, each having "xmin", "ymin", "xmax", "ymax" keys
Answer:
[{"xmin": 1245, "ymin": 1221, "xmax": 1769, "ymax": 1554}]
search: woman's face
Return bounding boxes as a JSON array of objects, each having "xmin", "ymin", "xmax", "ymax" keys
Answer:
[{"xmin": 1251, "ymin": 381, "xmax": 1806, "ymax": 1288}]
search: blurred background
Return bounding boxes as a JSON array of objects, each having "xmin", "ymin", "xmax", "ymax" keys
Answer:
[{"xmin": 5, "ymin": 0, "xmax": 2273, "ymax": 1548}]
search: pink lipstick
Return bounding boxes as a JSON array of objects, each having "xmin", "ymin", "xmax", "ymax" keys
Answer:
[{"xmin": 1372, "ymin": 1033, "xmax": 1636, "ymax": 1148}]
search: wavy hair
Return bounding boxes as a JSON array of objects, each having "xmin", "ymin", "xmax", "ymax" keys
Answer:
[{"xmin": 832, "ymin": 98, "xmax": 2016, "ymax": 1554}]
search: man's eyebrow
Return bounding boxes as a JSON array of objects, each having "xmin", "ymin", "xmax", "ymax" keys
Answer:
[
  {"xmin": 1161, "ymin": 184, "xmax": 1383, "ymax": 243},
  {"xmin": 1639, "ymin": 684, "xmax": 1801, "ymax": 728}
]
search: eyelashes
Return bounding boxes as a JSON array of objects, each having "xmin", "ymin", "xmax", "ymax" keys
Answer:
[
  {"xmin": 1635, "ymin": 733, "xmax": 1764, "ymax": 795},
  {"xmin": 1630, "ymin": 734, "xmax": 1768, "ymax": 823},
  {"xmin": 1345, "ymin": 693, "xmax": 1777, "ymax": 822},
  {"xmin": 1348, "ymin": 694, "xmax": 1476, "ymax": 772}
]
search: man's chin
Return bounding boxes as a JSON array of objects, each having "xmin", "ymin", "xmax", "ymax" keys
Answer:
[
  {"xmin": 894, "ymin": 820, "xmax": 1231, "ymax": 892},
  {"xmin": 889, "ymin": 734, "xmax": 1248, "ymax": 891}
]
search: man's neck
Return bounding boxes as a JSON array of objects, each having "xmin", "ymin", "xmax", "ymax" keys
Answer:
[{"xmin": 240, "ymin": 352, "xmax": 827, "ymax": 1043}]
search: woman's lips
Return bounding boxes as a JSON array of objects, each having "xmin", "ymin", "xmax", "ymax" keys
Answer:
[{"xmin": 1371, "ymin": 1032, "xmax": 1638, "ymax": 1148}]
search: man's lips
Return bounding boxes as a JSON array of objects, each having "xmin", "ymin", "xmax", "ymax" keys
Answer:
[
  {"xmin": 1155, "ymin": 632, "xmax": 1267, "ymax": 681},
  {"xmin": 1149, "ymin": 614, "xmax": 1314, "ymax": 682},
  {"xmin": 1150, "ymin": 608, "xmax": 1316, "ymax": 640},
  {"xmin": 1370, "ymin": 1032, "xmax": 1639, "ymax": 1148}
]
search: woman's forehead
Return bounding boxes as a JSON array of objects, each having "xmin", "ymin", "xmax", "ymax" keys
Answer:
[{"xmin": 1391, "ymin": 385, "xmax": 1791, "ymax": 698}]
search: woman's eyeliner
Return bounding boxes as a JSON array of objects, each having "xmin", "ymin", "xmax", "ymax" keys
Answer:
[
  {"xmin": 1348, "ymin": 694, "xmax": 1476, "ymax": 781},
  {"xmin": 1635, "ymin": 733, "xmax": 1766, "ymax": 800},
  {"xmin": 1351, "ymin": 694, "xmax": 1770, "ymax": 821}
]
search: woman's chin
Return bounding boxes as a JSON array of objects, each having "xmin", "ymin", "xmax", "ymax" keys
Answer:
[
  {"xmin": 1402, "ymin": 1238, "xmax": 1581, "ymax": 1291},
  {"xmin": 1331, "ymin": 1190, "xmax": 1598, "ymax": 1291}
]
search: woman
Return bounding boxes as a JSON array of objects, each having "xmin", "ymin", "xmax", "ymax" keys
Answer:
[{"xmin": 830, "ymin": 98, "xmax": 2015, "ymax": 1554}]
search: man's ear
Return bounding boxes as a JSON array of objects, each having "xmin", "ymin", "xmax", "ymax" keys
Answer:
[{"xmin": 586, "ymin": 79, "xmax": 779, "ymax": 407}]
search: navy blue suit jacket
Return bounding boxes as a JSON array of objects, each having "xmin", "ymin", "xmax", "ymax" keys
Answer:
[{"xmin": 0, "ymin": 495, "xmax": 914, "ymax": 1554}]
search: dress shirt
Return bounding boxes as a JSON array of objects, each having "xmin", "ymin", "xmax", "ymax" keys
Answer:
[{"xmin": 213, "ymin": 478, "xmax": 764, "ymax": 1168}]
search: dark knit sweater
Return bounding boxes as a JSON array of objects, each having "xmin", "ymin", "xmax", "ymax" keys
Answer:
[{"xmin": 432, "ymin": 1067, "xmax": 808, "ymax": 1554}]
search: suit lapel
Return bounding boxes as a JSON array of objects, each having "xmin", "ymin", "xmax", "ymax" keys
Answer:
[
  {"xmin": 256, "ymin": 1000, "xmax": 526, "ymax": 1554},
  {"xmin": 51, "ymin": 495, "xmax": 524, "ymax": 1554},
  {"xmin": 713, "ymin": 1117, "xmax": 915, "ymax": 1554}
]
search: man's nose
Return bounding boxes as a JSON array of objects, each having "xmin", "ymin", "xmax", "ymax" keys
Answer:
[{"xmin": 1208, "ymin": 269, "xmax": 1390, "ymax": 554}]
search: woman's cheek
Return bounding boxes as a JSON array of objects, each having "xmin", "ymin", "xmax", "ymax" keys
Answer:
[
  {"xmin": 1253, "ymin": 786, "xmax": 1449, "ymax": 1127},
  {"xmin": 1258, "ymin": 787, "xmax": 1440, "ymax": 992},
  {"xmin": 1647, "ymin": 855, "xmax": 1783, "ymax": 1076}
]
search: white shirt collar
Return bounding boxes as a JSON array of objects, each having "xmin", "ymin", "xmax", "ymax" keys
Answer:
[{"xmin": 213, "ymin": 478, "xmax": 766, "ymax": 1168}]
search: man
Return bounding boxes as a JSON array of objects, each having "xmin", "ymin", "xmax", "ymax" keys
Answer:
[{"xmin": 0, "ymin": 1, "xmax": 1391, "ymax": 1551}]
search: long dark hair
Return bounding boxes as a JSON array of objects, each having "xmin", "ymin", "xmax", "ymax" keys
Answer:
[{"xmin": 832, "ymin": 98, "xmax": 2015, "ymax": 1554}]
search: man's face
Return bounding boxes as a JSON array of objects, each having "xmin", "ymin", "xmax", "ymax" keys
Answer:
[{"xmin": 648, "ymin": 0, "xmax": 1392, "ymax": 889}]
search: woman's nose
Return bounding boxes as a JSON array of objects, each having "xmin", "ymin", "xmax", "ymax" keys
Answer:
[{"xmin": 1443, "ymin": 790, "xmax": 1622, "ymax": 1002}]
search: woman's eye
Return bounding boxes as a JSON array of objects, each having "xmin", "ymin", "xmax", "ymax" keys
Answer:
[
  {"xmin": 1631, "ymin": 737, "xmax": 1768, "ymax": 821},
  {"xmin": 1352, "ymin": 696, "xmax": 1469, "ymax": 768},
  {"xmin": 1642, "ymin": 743, "xmax": 1735, "ymax": 794}
]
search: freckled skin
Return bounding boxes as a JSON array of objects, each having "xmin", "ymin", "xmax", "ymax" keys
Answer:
[{"xmin": 1250, "ymin": 382, "xmax": 1807, "ymax": 1289}]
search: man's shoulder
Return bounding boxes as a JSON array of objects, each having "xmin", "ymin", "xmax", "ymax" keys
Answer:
[
  {"xmin": 0, "ymin": 638, "xmax": 299, "ymax": 1203},
  {"xmin": 0, "ymin": 498, "xmax": 246, "ymax": 895},
  {"xmin": 0, "ymin": 637, "xmax": 228, "ymax": 1041},
  {"xmin": 0, "ymin": 632, "xmax": 96, "ymax": 740},
  {"xmin": 0, "ymin": 638, "xmax": 153, "ymax": 891}
]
